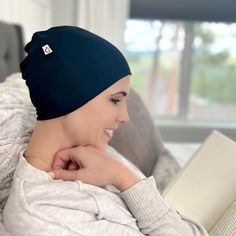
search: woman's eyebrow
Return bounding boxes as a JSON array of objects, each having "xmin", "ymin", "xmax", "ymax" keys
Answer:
[{"xmin": 110, "ymin": 91, "xmax": 127, "ymax": 97}]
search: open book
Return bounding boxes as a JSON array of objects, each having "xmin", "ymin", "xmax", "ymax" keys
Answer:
[{"xmin": 163, "ymin": 131, "xmax": 236, "ymax": 234}]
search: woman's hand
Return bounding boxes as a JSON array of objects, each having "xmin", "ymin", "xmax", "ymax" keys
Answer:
[{"xmin": 49, "ymin": 146, "xmax": 142, "ymax": 191}]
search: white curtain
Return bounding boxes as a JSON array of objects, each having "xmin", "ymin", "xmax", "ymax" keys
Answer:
[{"xmin": 76, "ymin": 0, "xmax": 130, "ymax": 52}]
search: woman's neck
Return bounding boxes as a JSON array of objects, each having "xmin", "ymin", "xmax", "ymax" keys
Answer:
[{"xmin": 24, "ymin": 120, "xmax": 73, "ymax": 172}]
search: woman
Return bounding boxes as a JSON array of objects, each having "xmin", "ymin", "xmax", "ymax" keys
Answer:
[{"xmin": 3, "ymin": 26, "xmax": 208, "ymax": 236}]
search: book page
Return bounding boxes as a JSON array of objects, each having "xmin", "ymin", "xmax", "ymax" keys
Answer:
[{"xmin": 163, "ymin": 131, "xmax": 236, "ymax": 231}]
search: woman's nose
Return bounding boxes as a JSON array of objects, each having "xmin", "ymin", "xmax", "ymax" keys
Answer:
[{"xmin": 116, "ymin": 104, "xmax": 129, "ymax": 123}]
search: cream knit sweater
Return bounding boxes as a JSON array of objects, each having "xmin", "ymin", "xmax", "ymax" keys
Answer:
[{"xmin": 3, "ymin": 146, "xmax": 208, "ymax": 236}]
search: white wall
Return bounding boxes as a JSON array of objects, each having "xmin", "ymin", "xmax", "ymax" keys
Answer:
[
  {"xmin": 0, "ymin": 0, "xmax": 13, "ymax": 22},
  {"xmin": 0, "ymin": 0, "xmax": 52, "ymax": 42},
  {"xmin": 0, "ymin": 0, "xmax": 78, "ymax": 42},
  {"xmin": 51, "ymin": 0, "xmax": 77, "ymax": 26},
  {"xmin": 0, "ymin": 0, "xmax": 128, "ymax": 49}
]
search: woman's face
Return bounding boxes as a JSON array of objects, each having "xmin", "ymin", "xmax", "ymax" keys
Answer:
[{"xmin": 63, "ymin": 75, "xmax": 130, "ymax": 151}]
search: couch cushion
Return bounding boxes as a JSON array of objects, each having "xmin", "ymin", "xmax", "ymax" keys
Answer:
[
  {"xmin": 152, "ymin": 149, "xmax": 180, "ymax": 193},
  {"xmin": 0, "ymin": 21, "xmax": 21, "ymax": 82}
]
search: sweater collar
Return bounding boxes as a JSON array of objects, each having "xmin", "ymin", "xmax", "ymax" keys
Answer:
[{"xmin": 14, "ymin": 149, "xmax": 54, "ymax": 182}]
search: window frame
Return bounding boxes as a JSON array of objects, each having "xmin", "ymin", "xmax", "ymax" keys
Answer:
[{"xmin": 128, "ymin": 2, "xmax": 236, "ymax": 142}]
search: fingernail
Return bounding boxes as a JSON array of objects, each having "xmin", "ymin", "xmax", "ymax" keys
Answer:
[{"xmin": 48, "ymin": 172, "xmax": 55, "ymax": 179}]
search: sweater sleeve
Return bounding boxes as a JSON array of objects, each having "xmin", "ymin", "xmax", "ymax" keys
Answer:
[{"xmin": 121, "ymin": 176, "xmax": 209, "ymax": 236}]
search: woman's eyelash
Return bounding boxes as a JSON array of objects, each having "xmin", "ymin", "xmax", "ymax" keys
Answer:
[{"xmin": 111, "ymin": 98, "xmax": 121, "ymax": 105}]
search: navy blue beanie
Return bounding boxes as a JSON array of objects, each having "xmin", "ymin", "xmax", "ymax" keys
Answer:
[{"xmin": 20, "ymin": 26, "xmax": 131, "ymax": 120}]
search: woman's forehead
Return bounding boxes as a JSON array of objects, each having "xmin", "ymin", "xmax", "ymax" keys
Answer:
[{"xmin": 106, "ymin": 76, "xmax": 130, "ymax": 94}]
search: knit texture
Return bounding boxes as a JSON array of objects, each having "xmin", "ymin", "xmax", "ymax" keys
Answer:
[
  {"xmin": 0, "ymin": 73, "xmax": 36, "ymax": 214},
  {"xmin": 3, "ymin": 149, "xmax": 208, "ymax": 236},
  {"xmin": 0, "ymin": 73, "xmax": 36, "ymax": 235},
  {"xmin": 3, "ymin": 147, "xmax": 145, "ymax": 236}
]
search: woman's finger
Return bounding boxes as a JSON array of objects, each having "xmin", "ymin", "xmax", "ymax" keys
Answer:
[
  {"xmin": 52, "ymin": 148, "xmax": 81, "ymax": 169},
  {"xmin": 49, "ymin": 168, "xmax": 88, "ymax": 182},
  {"xmin": 67, "ymin": 161, "xmax": 80, "ymax": 170},
  {"xmin": 50, "ymin": 169, "xmax": 79, "ymax": 181}
]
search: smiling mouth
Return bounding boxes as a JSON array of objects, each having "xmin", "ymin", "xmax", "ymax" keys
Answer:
[{"xmin": 104, "ymin": 128, "xmax": 115, "ymax": 139}]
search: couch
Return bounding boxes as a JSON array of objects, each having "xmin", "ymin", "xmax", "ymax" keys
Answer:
[{"xmin": 0, "ymin": 21, "xmax": 24, "ymax": 83}]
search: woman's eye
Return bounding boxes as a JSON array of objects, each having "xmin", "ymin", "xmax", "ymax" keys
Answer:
[{"xmin": 111, "ymin": 98, "xmax": 121, "ymax": 105}]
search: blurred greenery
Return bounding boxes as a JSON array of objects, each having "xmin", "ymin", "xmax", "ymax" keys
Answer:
[
  {"xmin": 191, "ymin": 23, "xmax": 236, "ymax": 103},
  {"xmin": 126, "ymin": 20, "xmax": 236, "ymax": 104},
  {"xmin": 127, "ymin": 56, "xmax": 152, "ymax": 97}
]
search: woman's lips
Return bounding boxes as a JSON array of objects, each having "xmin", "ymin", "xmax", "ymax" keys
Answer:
[{"xmin": 104, "ymin": 128, "xmax": 115, "ymax": 139}]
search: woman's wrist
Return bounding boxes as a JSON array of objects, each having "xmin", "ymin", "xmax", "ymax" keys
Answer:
[{"xmin": 113, "ymin": 164, "xmax": 142, "ymax": 192}]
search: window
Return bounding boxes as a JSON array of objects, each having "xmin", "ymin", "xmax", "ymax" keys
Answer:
[{"xmin": 125, "ymin": 20, "xmax": 236, "ymax": 123}]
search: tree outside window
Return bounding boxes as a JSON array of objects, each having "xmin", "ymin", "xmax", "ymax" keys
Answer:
[{"xmin": 125, "ymin": 20, "xmax": 236, "ymax": 122}]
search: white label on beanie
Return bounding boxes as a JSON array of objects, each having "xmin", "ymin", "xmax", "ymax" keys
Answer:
[{"xmin": 42, "ymin": 44, "xmax": 53, "ymax": 55}]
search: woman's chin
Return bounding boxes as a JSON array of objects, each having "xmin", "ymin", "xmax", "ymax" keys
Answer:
[{"xmin": 75, "ymin": 140, "xmax": 108, "ymax": 152}]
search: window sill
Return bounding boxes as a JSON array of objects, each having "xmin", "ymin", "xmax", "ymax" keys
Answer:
[{"xmin": 154, "ymin": 119, "xmax": 236, "ymax": 143}]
